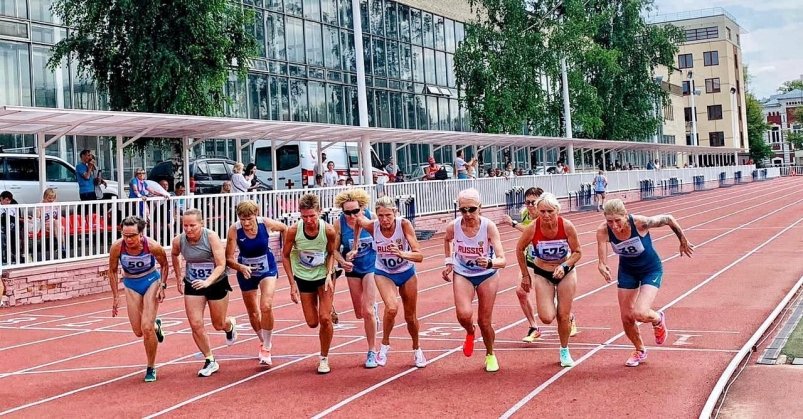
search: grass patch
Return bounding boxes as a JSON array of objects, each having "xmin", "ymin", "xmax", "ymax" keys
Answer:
[{"xmin": 780, "ymin": 316, "xmax": 803, "ymax": 359}]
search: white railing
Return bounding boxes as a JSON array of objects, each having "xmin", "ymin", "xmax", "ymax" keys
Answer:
[{"xmin": 0, "ymin": 165, "xmax": 758, "ymax": 270}]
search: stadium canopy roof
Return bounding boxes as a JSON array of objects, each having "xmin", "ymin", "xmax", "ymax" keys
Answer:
[{"xmin": 0, "ymin": 106, "xmax": 743, "ymax": 154}]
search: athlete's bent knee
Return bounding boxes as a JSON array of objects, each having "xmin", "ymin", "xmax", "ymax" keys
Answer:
[
  {"xmin": 538, "ymin": 312, "xmax": 556, "ymax": 324},
  {"xmin": 384, "ymin": 305, "xmax": 399, "ymax": 319},
  {"xmin": 211, "ymin": 318, "xmax": 227, "ymax": 331},
  {"xmin": 477, "ymin": 316, "xmax": 493, "ymax": 330}
]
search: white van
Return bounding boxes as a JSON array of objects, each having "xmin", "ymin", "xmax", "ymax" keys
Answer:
[{"xmin": 252, "ymin": 141, "xmax": 388, "ymax": 189}]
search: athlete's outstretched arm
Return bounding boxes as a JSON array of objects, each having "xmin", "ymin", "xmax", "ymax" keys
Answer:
[
  {"xmin": 637, "ymin": 214, "xmax": 694, "ymax": 257},
  {"xmin": 170, "ymin": 235, "xmax": 184, "ymax": 294},
  {"xmin": 441, "ymin": 222, "xmax": 455, "ymax": 281},
  {"xmin": 400, "ymin": 219, "xmax": 424, "ymax": 263},
  {"xmin": 595, "ymin": 223, "xmax": 613, "ymax": 283},
  {"xmin": 516, "ymin": 223, "xmax": 536, "ymax": 292},
  {"xmin": 108, "ymin": 241, "xmax": 122, "ymax": 317},
  {"xmin": 486, "ymin": 221, "xmax": 506, "ymax": 268}
]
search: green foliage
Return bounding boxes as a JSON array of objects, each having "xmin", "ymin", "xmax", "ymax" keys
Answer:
[
  {"xmin": 48, "ymin": 0, "xmax": 257, "ymax": 152},
  {"xmin": 454, "ymin": 0, "xmax": 682, "ymax": 141},
  {"xmin": 745, "ymin": 92, "xmax": 773, "ymax": 164},
  {"xmin": 777, "ymin": 79, "xmax": 803, "ymax": 94},
  {"xmin": 788, "ymin": 131, "xmax": 803, "ymax": 150}
]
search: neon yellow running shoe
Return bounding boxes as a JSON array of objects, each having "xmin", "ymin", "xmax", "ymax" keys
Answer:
[
  {"xmin": 485, "ymin": 354, "xmax": 499, "ymax": 372},
  {"xmin": 569, "ymin": 314, "xmax": 579, "ymax": 337}
]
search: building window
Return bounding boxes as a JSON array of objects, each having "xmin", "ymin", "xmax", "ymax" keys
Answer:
[
  {"xmin": 709, "ymin": 131, "xmax": 725, "ymax": 147},
  {"xmin": 0, "ymin": 40, "xmax": 32, "ymax": 106},
  {"xmin": 705, "ymin": 78, "xmax": 721, "ymax": 93},
  {"xmin": 707, "ymin": 105, "xmax": 722, "ymax": 120},
  {"xmin": 684, "ymin": 26, "xmax": 718, "ymax": 42},
  {"xmin": 684, "ymin": 107, "xmax": 693, "ymax": 122},
  {"xmin": 663, "ymin": 104, "xmax": 674, "ymax": 121},
  {"xmin": 682, "ymin": 81, "xmax": 691, "ymax": 95},
  {"xmin": 678, "ymin": 53, "xmax": 693, "ymax": 69},
  {"xmin": 703, "ymin": 51, "xmax": 719, "ymax": 66},
  {"xmin": 726, "ymin": 27, "xmax": 732, "ymax": 40}
]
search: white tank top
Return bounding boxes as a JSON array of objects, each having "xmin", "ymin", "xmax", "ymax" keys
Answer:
[
  {"xmin": 452, "ymin": 216, "xmax": 496, "ymax": 277},
  {"xmin": 373, "ymin": 218, "xmax": 413, "ymax": 274}
]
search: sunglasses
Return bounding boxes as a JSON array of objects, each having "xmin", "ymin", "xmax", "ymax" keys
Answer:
[
  {"xmin": 343, "ymin": 208, "xmax": 361, "ymax": 216},
  {"xmin": 525, "ymin": 200, "xmax": 538, "ymax": 206},
  {"xmin": 459, "ymin": 206, "xmax": 479, "ymax": 214}
]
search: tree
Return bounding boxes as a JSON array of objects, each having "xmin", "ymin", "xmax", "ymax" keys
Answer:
[
  {"xmin": 777, "ymin": 79, "xmax": 803, "ymax": 94},
  {"xmin": 453, "ymin": 0, "xmax": 683, "ymax": 141},
  {"xmin": 48, "ymin": 0, "xmax": 257, "ymax": 151},
  {"xmin": 745, "ymin": 92, "xmax": 772, "ymax": 165}
]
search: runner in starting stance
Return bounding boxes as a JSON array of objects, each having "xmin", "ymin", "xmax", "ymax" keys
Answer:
[{"xmin": 596, "ymin": 199, "xmax": 693, "ymax": 367}]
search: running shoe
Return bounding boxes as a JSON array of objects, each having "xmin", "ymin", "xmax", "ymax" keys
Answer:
[
  {"xmin": 377, "ymin": 344, "xmax": 390, "ymax": 366},
  {"xmin": 365, "ymin": 351, "xmax": 378, "ymax": 368},
  {"xmin": 198, "ymin": 358, "xmax": 219, "ymax": 377},
  {"xmin": 318, "ymin": 357, "xmax": 331, "ymax": 374},
  {"xmin": 485, "ymin": 354, "xmax": 500, "ymax": 372},
  {"xmin": 144, "ymin": 367, "xmax": 157, "ymax": 383},
  {"xmin": 155, "ymin": 318, "xmax": 165, "ymax": 343},
  {"xmin": 522, "ymin": 326, "xmax": 542, "ymax": 343},
  {"xmin": 625, "ymin": 349, "xmax": 647, "ymax": 367},
  {"xmin": 559, "ymin": 347, "xmax": 574, "ymax": 368},
  {"xmin": 463, "ymin": 330, "xmax": 475, "ymax": 357},
  {"xmin": 332, "ymin": 308, "xmax": 339, "ymax": 325},
  {"xmin": 653, "ymin": 312, "xmax": 667, "ymax": 345},
  {"xmin": 259, "ymin": 345, "xmax": 272, "ymax": 367},
  {"xmin": 413, "ymin": 348, "xmax": 427, "ymax": 368},
  {"xmin": 225, "ymin": 317, "xmax": 237, "ymax": 346},
  {"xmin": 569, "ymin": 314, "xmax": 579, "ymax": 337}
]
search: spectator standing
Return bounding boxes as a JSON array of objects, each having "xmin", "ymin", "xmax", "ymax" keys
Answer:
[
  {"xmin": 323, "ymin": 161, "xmax": 339, "ymax": 187},
  {"xmin": 231, "ymin": 163, "xmax": 253, "ymax": 194},
  {"xmin": 385, "ymin": 157, "xmax": 398, "ymax": 180},
  {"xmin": 313, "ymin": 152, "xmax": 328, "ymax": 175},
  {"xmin": 454, "ymin": 150, "xmax": 469, "ymax": 179},
  {"xmin": 244, "ymin": 163, "xmax": 258, "ymax": 187},
  {"xmin": 1, "ymin": 191, "xmax": 21, "ymax": 264},
  {"xmin": 76, "ymin": 149, "xmax": 103, "ymax": 201}
]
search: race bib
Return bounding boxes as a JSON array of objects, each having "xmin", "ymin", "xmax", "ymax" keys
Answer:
[
  {"xmin": 355, "ymin": 236, "xmax": 373, "ymax": 257},
  {"xmin": 187, "ymin": 262, "xmax": 215, "ymax": 282},
  {"xmin": 612, "ymin": 236, "xmax": 645, "ymax": 257},
  {"xmin": 123, "ymin": 254, "xmax": 152, "ymax": 274},
  {"xmin": 241, "ymin": 255, "xmax": 269, "ymax": 275},
  {"xmin": 536, "ymin": 240, "xmax": 570, "ymax": 262},
  {"xmin": 380, "ymin": 255, "xmax": 406, "ymax": 271},
  {"xmin": 299, "ymin": 250, "xmax": 325, "ymax": 268},
  {"xmin": 456, "ymin": 254, "xmax": 484, "ymax": 272}
]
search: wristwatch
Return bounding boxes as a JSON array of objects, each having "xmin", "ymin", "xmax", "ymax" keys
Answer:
[
  {"xmin": 161, "ymin": 281, "xmax": 167, "ymax": 290},
  {"xmin": 511, "ymin": 220, "xmax": 519, "ymax": 227}
]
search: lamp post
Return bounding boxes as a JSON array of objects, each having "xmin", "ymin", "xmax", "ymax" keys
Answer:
[
  {"xmin": 687, "ymin": 70, "xmax": 701, "ymax": 166},
  {"xmin": 730, "ymin": 86, "xmax": 739, "ymax": 164},
  {"xmin": 652, "ymin": 76, "xmax": 663, "ymax": 165}
]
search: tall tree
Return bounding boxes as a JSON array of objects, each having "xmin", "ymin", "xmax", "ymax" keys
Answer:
[
  {"xmin": 777, "ymin": 79, "xmax": 803, "ymax": 93},
  {"xmin": 454, "ymin": 0, "xmax": 682, "ymax": 141},
  {"xmin": 49, "ymin": 0, "xmax": 257, "ymax": 119},
  {"xmin": 745, "ymin": 92, "xmax": 772, "ymax": 165}
]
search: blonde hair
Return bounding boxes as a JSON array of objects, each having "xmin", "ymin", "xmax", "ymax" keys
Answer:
[
  {"xmin": 536, "ymin": 193, "xmax": 561, "ymax": 212},
  {"xmin": 603, "ymin": 199, "xmax": 627, "ymax": 216},
  {"xmin": 236, "ymin": 200, "xmax": 259, "ymax": 218},
  {"xmin": 183, "ymin": 208, "xmax": 204, "ymax": 222},
  {"xmin": 334, "ymin": 188, "xmax": 371, "ymax": 209},
  {"xmin": 299, "ymin": 193, "xmax": 321, "ymax": 211},
  {"xmin": 233, "ymin": 162, "xmax": 244, "ymax": 173},
  {"xmin": 42, "ymin": 188, "xmax": 56, "ymax": 200},
  {"xmin": 375, "ymin": 195, "xmax": 397, "ymax": 210}
]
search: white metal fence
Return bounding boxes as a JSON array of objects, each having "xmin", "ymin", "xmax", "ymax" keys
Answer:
[{"xmin": 0, "ymin": 165, "xmax": 762, "ymax": 270}]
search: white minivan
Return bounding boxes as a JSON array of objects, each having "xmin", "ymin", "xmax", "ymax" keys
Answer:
[{"xmin": 252, "ymin": 141, "xmax": 389, "ymax": 189}]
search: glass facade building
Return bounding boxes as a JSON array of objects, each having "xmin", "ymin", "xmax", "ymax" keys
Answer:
[{"xmin": 0, "ymin": 0, "xmax": 471, "ymax": 178}]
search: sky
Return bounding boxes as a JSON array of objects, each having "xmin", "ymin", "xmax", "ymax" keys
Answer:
[{"xmin": 650, "ymin": 0, "xmax": 803, "ymax": 100}]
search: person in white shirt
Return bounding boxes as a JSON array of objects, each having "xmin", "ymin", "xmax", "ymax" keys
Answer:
[
  {"xmin": 323, "ymin": 161, "xmax": 339, "ymax": 187},
  {"xmin": 231, "ymin": 163, "xmax": 254, "ymax": 194},
  {"xmin": 454, "ymin": 150, "xmax": 469, "ymax": 179}
]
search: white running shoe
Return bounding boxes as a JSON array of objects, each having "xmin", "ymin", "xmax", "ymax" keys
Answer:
[
  {"xmin": 225, "ymin": 317, "xmax": 237, "ymax": 346},
  {"xmin": 317, "ymin": 356, "xmax": 331, "ymax": 374},
  {"xmin": 377, "ymin": 344, "xmax": 390, "ymax": 366},
  {"xmin": 413, "ymin": 348, "xmax": 427, "ymax": 368},
  {"xmin": 197, "ymin": 358, "xmax": 219, "ymax": 377},
  {"xmin": 259, "ymin": 345, "xmax": 272, "ymax": 367}
]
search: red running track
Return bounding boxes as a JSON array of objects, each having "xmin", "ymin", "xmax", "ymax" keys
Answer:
[{"xmin": 2, "ymin": 177, "xmax": 803, "ymax": 418}]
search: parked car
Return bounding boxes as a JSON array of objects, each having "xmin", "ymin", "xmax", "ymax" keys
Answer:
[
  {"xmin": 409, "ymin": 164, "xmax": 455, "ymax": 181},
  {"xmin": 148, "ymin": 157, "xmax": 240, "ymax": 195},
  {"xmin": 0, "ymin": 152, "xmax": 119, "ymax": 203}
]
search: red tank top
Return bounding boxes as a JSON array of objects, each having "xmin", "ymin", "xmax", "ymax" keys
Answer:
[{"xmin": 532, "ymin": 217, "xmax": 567, "ymax": 245}]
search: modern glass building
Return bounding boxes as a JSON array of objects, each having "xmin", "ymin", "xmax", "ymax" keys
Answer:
[{"xmin": 0, "ymin": 0, "xmax": 479, "ymax": 179}]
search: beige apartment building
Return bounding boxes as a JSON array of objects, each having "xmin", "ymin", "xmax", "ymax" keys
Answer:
[{"xmin": 652, "ymin": 8, "xmax": 749, "ymax": 165}]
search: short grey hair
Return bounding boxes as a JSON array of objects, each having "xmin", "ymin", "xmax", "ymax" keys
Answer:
[
  {"xmin": 536, "ymin": 193, "xmax": 561, "ymax": 212},
  {"xmin": 457, "ymin": 188, "xmax": 481, "ymax": 205}
]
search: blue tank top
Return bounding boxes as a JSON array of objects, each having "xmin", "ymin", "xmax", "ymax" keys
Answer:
[
  {"xmin": 339, "ymin": 209, "xmax": 376, "ymax": 274},
  {"xmin": 236, "ymin": 218, "xmax": 278, "ymax": 278},
  {"xmin": 120, "ymin": 237, "xmax": 156, "ymax": 277},
  {"xmin": 607, "ymin": 215, "xmax": 662, "ymax": 273},
  {"xmin": 594, "ymin": 175, "xmax": 606, "ymax": 192}
]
